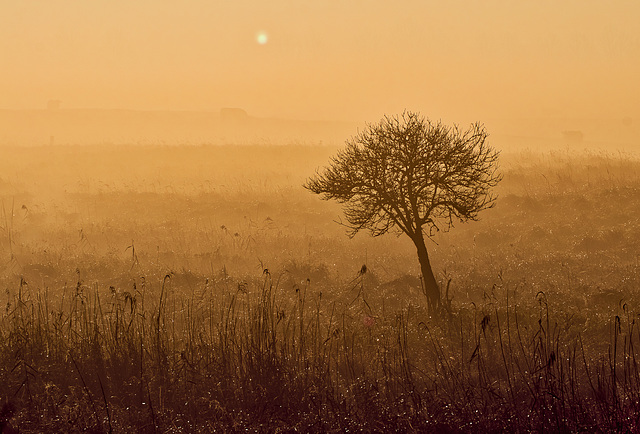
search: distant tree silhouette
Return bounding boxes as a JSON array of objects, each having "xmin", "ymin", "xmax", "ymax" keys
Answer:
[
  {"xmin": 220, "ymin": 107, "xmax": 248, "ymax": 122},
  {"xmin": 305, "ymin": 111, "xmax": 501, "ymax": 312},
  {"xmin": 562, "ymin": 130, "xmax": 584, "ymax": 145}
]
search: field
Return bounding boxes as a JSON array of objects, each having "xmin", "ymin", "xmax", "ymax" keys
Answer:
[{"xmin": 1, "ymin": 143, "xmax": 640, "ymax": 432}]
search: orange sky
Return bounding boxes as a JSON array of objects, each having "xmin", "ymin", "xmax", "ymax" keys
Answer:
[{"xmin": 2, "ymin": 1, "xmax": 639, "ymax": 123}]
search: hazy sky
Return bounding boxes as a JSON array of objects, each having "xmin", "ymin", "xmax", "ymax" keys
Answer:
[{"xmin": 2, "ymin": 1, "xmax": 639, "ymax": 122}]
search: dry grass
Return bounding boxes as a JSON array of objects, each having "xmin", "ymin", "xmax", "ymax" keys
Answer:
[{"xmin": 0, "ymin": 144, "xmax": 639, "ymax": 431}]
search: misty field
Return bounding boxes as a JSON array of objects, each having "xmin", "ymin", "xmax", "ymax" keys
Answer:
[{"xmin": 1, "ymin": 144, "xmax": 640, "ymax": 432}]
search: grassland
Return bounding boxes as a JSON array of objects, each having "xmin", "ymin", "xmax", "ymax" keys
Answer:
[{"xmin": 1, "ymin": 143, "xmax": 640, "ymax": 432}]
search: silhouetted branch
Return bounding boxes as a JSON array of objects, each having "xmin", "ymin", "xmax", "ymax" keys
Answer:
[{"xmin": 304, "ymin": 111, "xmax": 502, "ymax": 239}]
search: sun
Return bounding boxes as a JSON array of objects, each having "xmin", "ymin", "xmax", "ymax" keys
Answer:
[{"xmin": 256, "ymin": 31, "xmax": 268, "ymax": 45}]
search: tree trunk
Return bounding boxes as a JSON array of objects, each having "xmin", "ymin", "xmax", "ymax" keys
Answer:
[{"xmin": 413, "ymin": 232, "xmax": 440, "ymax": 312}]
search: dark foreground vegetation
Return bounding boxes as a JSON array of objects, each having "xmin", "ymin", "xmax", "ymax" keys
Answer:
[{"xmin": 1, "ymin": 144, "xmax": 640, "ymax": 432}]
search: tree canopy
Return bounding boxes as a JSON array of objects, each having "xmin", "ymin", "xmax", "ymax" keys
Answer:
[{"xmin": 305, "ymin": 111, "xmax": 501, "ymax": 240}]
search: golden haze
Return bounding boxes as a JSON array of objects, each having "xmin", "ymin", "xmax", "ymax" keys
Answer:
[{"xmin": 1, "ymin": 1, "xmax": 638, "ymax": 124}]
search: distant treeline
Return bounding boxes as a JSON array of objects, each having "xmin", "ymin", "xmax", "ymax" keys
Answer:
[
  {"xmin": 0, "ymin": 108, "xmax": 357, "ymax": 146},
  {"xmin": 0, "ymin": 109, "xmax": 637, "ymax": 150}
]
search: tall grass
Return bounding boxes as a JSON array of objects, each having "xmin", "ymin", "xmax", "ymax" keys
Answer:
[
  {"xmin": 1, "ymin": 145, "xmax": 640, "ymax": 431},
  {"xmin": 1, "ymin": 268, "xmax": 640, "ymax": 432}
]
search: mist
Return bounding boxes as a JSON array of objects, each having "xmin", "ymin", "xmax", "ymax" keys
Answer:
[
  {"xmin": 1, "ymin": 2, "xmax": 640, "ymax": 431},
  {"xmin": 2, "ymin": 2, "xmax": 639, "ymax": 123}
]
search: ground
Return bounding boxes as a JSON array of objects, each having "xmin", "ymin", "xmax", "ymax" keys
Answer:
[{"xmin": 1, "ymin": 144, "xmax": 639, "ymax": 431}]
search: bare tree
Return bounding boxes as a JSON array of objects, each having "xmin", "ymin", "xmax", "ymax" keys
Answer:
[{"xmin": 304, "ymin": 111, "xmax": 502, "ymax": 311}]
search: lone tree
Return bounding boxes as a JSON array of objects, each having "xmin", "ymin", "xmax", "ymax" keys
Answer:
[{"xmin": 304, "ymin": 111, "xmax": 501, "ymax": 311}]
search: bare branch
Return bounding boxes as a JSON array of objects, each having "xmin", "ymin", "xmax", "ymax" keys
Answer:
[{"xmin": 304, "ymin": 111, "xmax": 502, "ymax": 240}]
